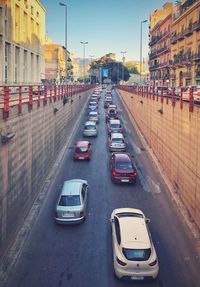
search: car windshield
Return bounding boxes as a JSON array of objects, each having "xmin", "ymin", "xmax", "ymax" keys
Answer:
[
  {"xmin": 59, "ymin": 195, "xmax": 81, "ymax": 206},
  {"xmin": 75, "ymin": 147, "xmax": 88, "ymax": 153},
  {"xmin": 122, "ymin": 248, "xmax": 151, "ymax": 261},
  {"xmin": 112, "ymin": 138, "xmax": 124, "ymax": 144},
  {"xmin": 85, "ymin": 125, "xmax": 96, "ymax": 130},
  {"xmin": 116, "ymin": 161, "xmax": 133, "ymax": 170}
]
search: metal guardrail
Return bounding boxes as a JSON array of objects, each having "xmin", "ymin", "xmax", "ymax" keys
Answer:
[
  {"xmin": 0, "ymin": 84, "xmax": 95, "ymax": 119},
  {"xmin": 117, "ymin": 85, "xmax": 200, "ymax": 113}
]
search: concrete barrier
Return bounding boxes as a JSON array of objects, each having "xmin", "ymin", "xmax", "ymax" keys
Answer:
[
  {"xmin": 118, "ymin": 89, "xmax": 200, "ymax": 230},
  {"xmin": 0, "ymin": 90, "xmax": 91, "ymax": 256}
]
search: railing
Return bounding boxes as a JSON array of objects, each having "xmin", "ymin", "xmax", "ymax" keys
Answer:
[
  {"xmin": 117, "ymin": 85, "xmax": 200, "ymax": 113},
  {"xmin": 0, "ymin": 84, "xmax": 95, "ymax": 120},
  {"xmin": 193, "ymin": 20, "xmax": 200, "ymax": 31}
]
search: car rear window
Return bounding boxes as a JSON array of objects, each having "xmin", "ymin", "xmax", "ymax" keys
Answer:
[
  {"xmin": 116, "ymin": 162, "xmax": 133, "ymax": 170},
  {"xmin": 85, "ymin": 125, "xmax": 96, "ymax": 130},
  {"xmin": 75, "ymin": 147, "xmax": 88, "ymax": 153},
  {"xmin": 111, "ymin": 124, "xmax": 121, "ymax": 129},
  {"xmin": 59, "ymin": 195, "xmax": 81, "ymax": 206},
  {"xmin": 112, "ymin": 138, "xmax": 124, "ymax": 144},
  {"xmin": 122, "ymin": 248, "xmax": 151, "ymax": 261}
]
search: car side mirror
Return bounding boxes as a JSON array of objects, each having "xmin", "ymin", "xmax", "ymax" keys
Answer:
[
  {"xmin": 146, "ymin": 218, "xmax": 151, "ymax": 224},
  {"xmin": 110, "ymin": 218, "xmax": 114, "ymax": 223}
]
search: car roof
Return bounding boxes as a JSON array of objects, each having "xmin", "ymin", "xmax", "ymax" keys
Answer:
[
  {"xmin": 76, "ymin": 141, "xmax": 90, "ymax": 147},
  {"xmin": 111, "ymin": 133, "xmax": 124, "ymax": 139},
  {"xmin": 61, "ymin": 179, "xmax": 86, "ymax": 196},
  {"xmin": 114, "ymin": 208, "xmax": 150, "ymax": 249},
  {"xmin": 110, "ymin": 119, "xmax": 120, "ymax": 124},
  {"xmin": 113, "ymin": 153, "xmax": 130, "ymax": 161}
]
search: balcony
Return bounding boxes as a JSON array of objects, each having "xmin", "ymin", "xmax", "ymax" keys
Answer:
[
  {"xmin": 184, "ymin": 25, "xmax": 193, "ymax": 36},
  {"xmin": 149, "ymin": 36, "xmax": 160, "ymax": 47},
  {"xmin": 159, "ymin": 61, "xmax": 170, "ymax": 68},
  {"xmin": 149, "ymin": 51, "xmax": 157, "ymax": 60},
  {"xmin": 183, "ymin": 72, "xmax": 192, "ymax": 78},
  {"xmin": 149, "ymin": 64, "xmax": 160, "ymax": 71},
  {"xmin": 193, "ymin": 53, "xmax": 200, "ymax": 61},
  {"xmin": 177, "ymin": 31, "xmax": 185, "ymax": 41},
  {"xmin": 171, "ymin": 35, "xmax": 177, "ymax": 44},
  {"xmin": 193, "ymin": 20, "xmax": 200, "ymax": 31}
]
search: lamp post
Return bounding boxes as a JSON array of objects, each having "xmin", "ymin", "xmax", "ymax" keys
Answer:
[
  {"xmin": 80, "ymin": 41, "xmax": 88, "ymax": 83},
  {"xmin": 59, "ymin": 2, "xmax": 68, "ymax": 83},
  {"xmin": 121, "ymin": 51, "xmax": 127, "ymax": 83},
  {"xmin": 140, "ymin": 19, "xmax": 147, "ymax": 85}
]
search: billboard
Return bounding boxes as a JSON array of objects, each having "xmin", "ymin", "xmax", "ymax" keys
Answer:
[{"xmin": 102, "ymin": 68, "xmax": 109, "ymax": 78}]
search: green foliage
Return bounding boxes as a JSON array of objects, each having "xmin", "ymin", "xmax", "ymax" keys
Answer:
[{"xmin": 89, "ymin": 53, "xmax": 130, "ymax": 84}]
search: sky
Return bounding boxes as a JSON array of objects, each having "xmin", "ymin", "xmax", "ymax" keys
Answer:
[{"xmin": 41, "ymin": 0, "xmax": 174, "ymax": 61}]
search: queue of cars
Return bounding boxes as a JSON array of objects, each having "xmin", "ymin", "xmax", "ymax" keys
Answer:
[{"xmin": 54, "ymin": 85, "xmax": 159, "ymax": 281}]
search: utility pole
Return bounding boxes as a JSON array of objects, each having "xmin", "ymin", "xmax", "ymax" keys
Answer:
[
  {"xmin": 140, "ymin": 20, "xmax": 147, "ymax": 85},
  {"xmin": 80, "ymin": 41, "xmax": 88, "ymax": 83}
]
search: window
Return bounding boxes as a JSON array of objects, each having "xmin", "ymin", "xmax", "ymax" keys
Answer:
[
  {"xmin": 114, "ymin": 217, "xmax": 121, "ymax": 245},
  {"xmin": 115, "ymin": 162, "xmax": 133, "ymax": 171},
  {"xmin": 15, "ymin": 47, "xmax": 20, "ymax": 83},
  {"xmin": 59, "ymin": 195, "xmax": 81, "ymax": 206},
  {"xmin": 123, "ymin": 248, "xmax": 151, "ymax": 261},
  {"xmin": 5, "ymin": 43, "xmax": 10, "ymax": 83},
  {"xmin": 23, "ymin": 50, "xmax": 27, "ymax": 82},
  {"xmin": 31, "ymin": 6, "xmax": 34, "ymax": 15}
]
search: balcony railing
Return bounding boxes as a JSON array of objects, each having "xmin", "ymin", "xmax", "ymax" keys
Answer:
[
  {"xmin": 193, "ymin": 52, "xmax": 200, "ymax": 61},
  {"xmin": 177, "ymin": 31, "xmax": 185, "ymax": 41},
  {"xmin": 149, "ymin": 64, "xmax": 160, "ymax": 71},
  {"xmin": 182, "ymin": 72, "xmax": 192, "ymax": 78},
  {"xmin": 149, "ymin": 51, "xmax": 157, "ymax": 60},
  {"xmin": 193, "ymin": 20, "xmax": 200, "ymax": 31},
  {"xmin": 184, "ymin": 25, "xmax": 193, "ymax": 36},
  {"xmin": 171, "ymin": 35, "xmax": 177, "ymax": 44}
]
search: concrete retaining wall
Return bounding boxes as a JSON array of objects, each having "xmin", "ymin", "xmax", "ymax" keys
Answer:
[
  {"xmin": 118, "ymin": 90, "xmax": 200, "ymax": 230},
  {"xmin": 0, "ymin": 91, "xmax": 91, "ymax": 255}
]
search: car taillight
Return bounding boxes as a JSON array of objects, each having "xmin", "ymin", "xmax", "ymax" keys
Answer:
[
  {"xmin": 113, "ymin": 170, "xmax": 120, "ymax": 176},
  {"xmin": 116, "ymin": 257, "xmax": 127, "ymax": 266},
  {"xmin": 149, "ymin": 259, "xmax": 157, "ymax": 266},
  {"xmin": 80, "ymin": 211, "xmax": 84, "ymax": 217},
  {"xmin": 130, "ymin": 171, "xmax": 137, "ymax": 177}
]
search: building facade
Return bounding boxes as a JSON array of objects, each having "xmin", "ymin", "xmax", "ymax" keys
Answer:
[
  {"xmin": 0, "ymin": 0, "xmax": 45, "ymax": 85},
  {"xmin": 170, "ymin": 0, "xmax": 200, "ymax": 87},
  {"xmin": 44, "ymin": 35, "xmax": 73, "ymax": 83},
  {"xmin": 149, "ymin": 2, "xmax": 174, "ymax": 87}
]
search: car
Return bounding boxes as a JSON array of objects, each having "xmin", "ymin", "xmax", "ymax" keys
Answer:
[
  {"xmin": 110, "ymin": 208, "xmax": 159, "ymax": 280},
  {"xmin": 88, "ymin": 111, "xmax": 99, "ymax": 123},
  {"xmin": 110, "ymin": 152, "xmax": 137, "ymax": 183},
  {"xmin": 73, "ymin": 141, "xmax": 92, "ymax": 160},
  {"xmin": 88, "ymin": 104, "xmax": 98, "ymax": 113},
  {"xmin": 83, "ymin": 121, "xmax": 97, "ymax": 137},
  {"xmin": 108, "ymin": 119, "xmax": 123, "ymax": 134},
  {"xmin": 109, "ymin": 133, "xmax": 126, "ymax": 152},
  {"xmin": 105, "ymin": 107, "xmax": 118, "ymax": 122},
  {"xmin": 104, "ymin": 97, "xmax": 113, "ymax": 108},
  {"xmin": 55, "ymin": 179, "xmax": 88, "ymax": 224}
]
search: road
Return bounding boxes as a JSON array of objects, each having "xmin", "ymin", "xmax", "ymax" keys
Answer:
[{"xmin": 3, "ymin": 88, "xmax": 200, "ymax": 287}]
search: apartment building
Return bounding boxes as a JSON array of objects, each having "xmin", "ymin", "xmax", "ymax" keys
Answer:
[
  {"xmin": 170, "ymin": 0, "xmax": 200, "ymax": 87},
  {"xmin": 149, "ymin": 2, "xmax": 175, "ymax": 87},
  {"xmin": 45, "ymin": 35, "xmax": 74, "ymax": 83},
  {"xmin": 0, "ymin": 0, "xmax": 45, "ymax": 85}
]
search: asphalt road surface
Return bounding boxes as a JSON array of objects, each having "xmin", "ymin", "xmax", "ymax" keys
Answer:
[{"xmin": 3, "ymin": 88, "xmax": 200, "ymax": 287}]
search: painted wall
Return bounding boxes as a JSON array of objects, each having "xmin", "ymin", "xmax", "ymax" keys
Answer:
[
  {"xmin": 119, "ymin": 90, "xmax": 200, "ymax": 229},
  {"xmin": 0, "ymin": 90, "xmax": 90, "ymax": 255}
]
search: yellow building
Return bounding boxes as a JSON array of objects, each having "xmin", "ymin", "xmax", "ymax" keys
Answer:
[
  {"xmin": 170, "ymin": 0, "xmax": 200, "ymax": 86},
  {"xmin": 45, "ymin": 35, "xmax": 74, "ymax": 83},
  {"xmin": 0, "ymin": 0, "xmax": 45, "ymax": 84}
]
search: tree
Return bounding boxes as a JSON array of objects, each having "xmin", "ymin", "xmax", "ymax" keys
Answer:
[
  {"xmin": 89, "ymin": 53, "xmax": 130, "ymax": 84},
  {"xmin": 125, "ymin": 61, "xmax": 139, "ymax": 74}
]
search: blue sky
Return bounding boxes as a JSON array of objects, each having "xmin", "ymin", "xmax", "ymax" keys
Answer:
[{"xmin": 41, "ymin": 0, "xmax": 173, "ymax": 61}]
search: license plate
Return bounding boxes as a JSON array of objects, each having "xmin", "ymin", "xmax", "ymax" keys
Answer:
[
  {"xmin": 131, "ymin": 276, "xmax": 144, "ymax": 280},
  {"xmin": 121, "ymin": 179, "xmax": 129, "ymax": 182},
  {"xmin": 78, "ymin": 157, "xmax": 84, "ymax": 159},
  {"xmin": 63, "ymin": 213, "xmax": 74, "ymax": 218}
]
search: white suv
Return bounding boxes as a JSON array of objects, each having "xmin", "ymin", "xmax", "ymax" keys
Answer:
[{"xmin": 110, "ymin": 208, "xmax": 159, "ymax": 281}]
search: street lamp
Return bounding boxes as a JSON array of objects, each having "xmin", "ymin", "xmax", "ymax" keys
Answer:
[
  {"xmin": 121, "ymin": 51, "xmax": 127, "ymax": 83},
  {"xmin": 80, "ymin": 41, "xmax": 88, "ymax": 83},
  {"xmin": 59, "ymin": 2, "xmax": 68, "ymax": 83},
  {"xmin": 140, "ymin": 19, "xmax": 147, "ymax": 85}
]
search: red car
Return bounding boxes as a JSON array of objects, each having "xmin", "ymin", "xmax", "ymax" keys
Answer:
[
  {"xmin": 110, "ymin": 153, "xmax": 137, "ymax": 183},
  {"xmin": 73, "ymin": 141, "xmax": 92, "ymax": 160}
]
